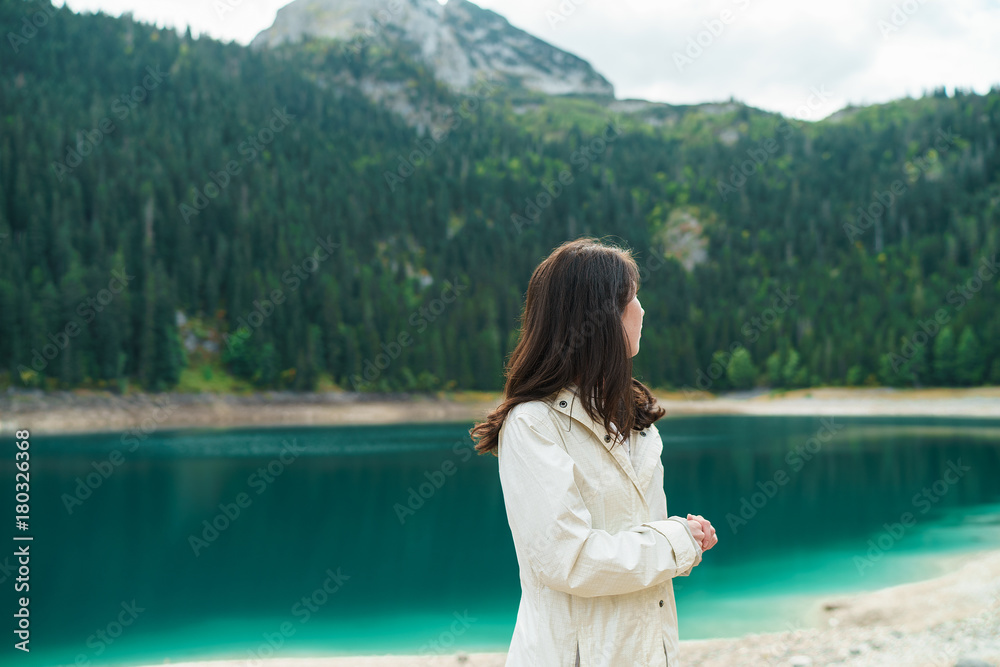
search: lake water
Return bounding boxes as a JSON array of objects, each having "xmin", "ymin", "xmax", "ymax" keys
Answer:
[{"xmin": 6, "ymin": 415, "xmax": 1000, "ymax": 666}]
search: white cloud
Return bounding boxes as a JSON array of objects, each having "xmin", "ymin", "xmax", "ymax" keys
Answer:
[
  {"xmin": 55, "ymin": 0, "xmax": 1000, "ymax": 119},
  {"xmin": 473, "ymin": 0, "xmax": 1000, "ymax": 118},
  {"xmin": 56, "ymin": 0, "xmax": 290, "ymax": 43}
]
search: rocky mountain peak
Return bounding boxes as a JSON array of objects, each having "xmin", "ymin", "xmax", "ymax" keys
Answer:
[{"xmin": 252, "ymin": 0, "xmax": 615, "ymax": 98}]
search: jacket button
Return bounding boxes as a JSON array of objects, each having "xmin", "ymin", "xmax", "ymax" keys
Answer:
[
  {"xmin": 640, "ymin": 431, "xmax": 646, "ymax": 436},
  {"xmin": 559, "ymin": 400, "xmax": 567, "ymax": 407},
  {"xmin": 604, "ymin": 434, "xmax": 611, "ymax": 442},
  {"xmin": 659, "ymin": 599, "xmax": 664, "ymax": 607}
]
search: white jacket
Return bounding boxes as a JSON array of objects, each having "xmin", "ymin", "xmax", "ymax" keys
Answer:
[{"xmin": 498, "ymin": 383, "xmax": 703, "ymax": 667}]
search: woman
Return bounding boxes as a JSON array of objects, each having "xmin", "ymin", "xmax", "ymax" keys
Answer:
[{"xmin": 470, "ymin": 237, "xmax": 718, "ymax": 667}]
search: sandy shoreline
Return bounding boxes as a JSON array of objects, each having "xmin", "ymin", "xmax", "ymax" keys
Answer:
[
  {"xmin": 135, "ymin": 549, "xmax": 1000, "ymax": 667},
  {"xmin": 2, "ymin": 386, "xmax": 999, "ymax": 435}
]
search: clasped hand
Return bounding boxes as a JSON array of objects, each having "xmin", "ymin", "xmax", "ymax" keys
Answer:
[{"xmin": 685, "ymin": 513, "xmax": 718, "ymax": 552}]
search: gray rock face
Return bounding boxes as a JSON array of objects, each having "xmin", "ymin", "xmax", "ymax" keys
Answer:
[{"xmin": 252, "ymin": 0, "xmax": 614, "ymax": 98}]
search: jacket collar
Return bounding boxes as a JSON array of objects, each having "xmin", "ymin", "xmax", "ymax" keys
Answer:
[
  {"xmin": 547, "ymin": 382, "xmax": 648, "ymax": 504},
  {"xmin": 550, "ymin": 382, "xmax": 615, "ymax": 443}
]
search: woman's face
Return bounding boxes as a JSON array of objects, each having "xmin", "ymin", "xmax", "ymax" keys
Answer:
[{"xmin": 622, "ymin": 286, "xmax": 644, "ymax": 357}]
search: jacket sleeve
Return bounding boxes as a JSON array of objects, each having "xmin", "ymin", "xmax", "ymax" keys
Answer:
[
  {"xmin": 647, "ymin": 448, "xmax": 703, "ymax": 577},
  {"xmin": 498, "ymin": 409, "xmax": 702, "ymax": 598}
]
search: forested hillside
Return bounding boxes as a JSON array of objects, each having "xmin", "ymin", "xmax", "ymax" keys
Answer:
[{"xmin": 1, "ymin": 0, "xmax": 998, "ymax": 393}]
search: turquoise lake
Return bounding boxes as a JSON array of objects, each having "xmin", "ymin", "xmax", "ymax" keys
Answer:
[{"xmin": 6, "ymin": 415, "xmax": 1000, "ymax": 666}]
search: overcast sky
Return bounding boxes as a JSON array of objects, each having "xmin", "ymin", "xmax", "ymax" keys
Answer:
[{"xmin": 57, "ymin": 0, "xmax": 1000, "ymax": 120}]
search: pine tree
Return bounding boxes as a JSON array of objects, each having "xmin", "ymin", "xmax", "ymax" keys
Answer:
[
  {"xmin": 932, "ymin": 326, "xmax": 957, "ymax": 386},
  {"xmin": 726, "ymin": 348, "xmax": 756, "ymax": 390},
  {"xmin": 955, "ymin": 327, "xmax": 984, "ymax": 386}
]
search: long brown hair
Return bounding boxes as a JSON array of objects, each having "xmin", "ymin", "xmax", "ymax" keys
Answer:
[{"xmin": 470, "ymin": 236, "xmax": 665, "ymax": 457}]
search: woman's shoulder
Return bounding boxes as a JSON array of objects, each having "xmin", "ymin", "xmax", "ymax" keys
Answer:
[
  {"xmin": 500, "ymin": 397, "xmax": 566, "ymax": 452},
  {"xmin": 506, "ymin": 395, "xmax": 558, "ymax": 424}
]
